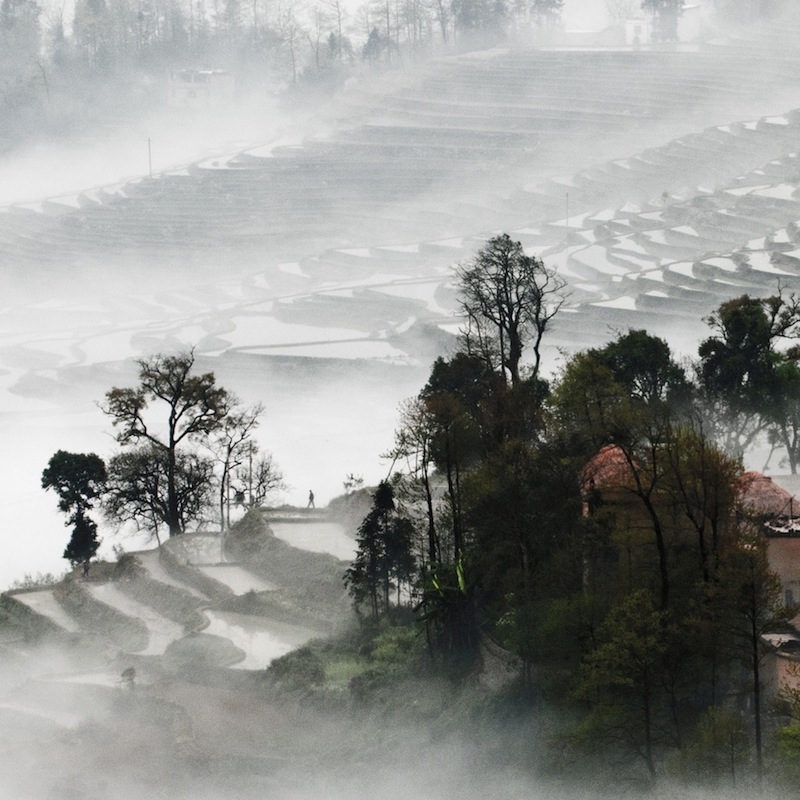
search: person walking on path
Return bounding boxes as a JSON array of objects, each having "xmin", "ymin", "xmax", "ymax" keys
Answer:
[{"xmin": 307, "ymin": 490, "xmax": 315, "ymax": 508}]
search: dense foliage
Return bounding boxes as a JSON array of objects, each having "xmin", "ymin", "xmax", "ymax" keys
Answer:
[
  {"xmin": 343, "ymin": 233, "xmax": 800, "ymax": 786},
  {"xmin": 35, "ymin": 233, "xmax": 800, "ymax": 788},
  {"xmin": 42, "ymin": 450, "xmax": 107, "ymax": 574}
]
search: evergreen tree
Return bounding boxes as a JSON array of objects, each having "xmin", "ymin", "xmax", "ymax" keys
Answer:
[
  {"xmin": 345, "ymin": 481, "xmax": 415, "ymax": 621},
  {"xmin": 42, "ymin": 450, "xmax": 107, "ymax": 575}
]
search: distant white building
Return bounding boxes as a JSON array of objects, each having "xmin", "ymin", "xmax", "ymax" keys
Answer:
[
  {"xmin": 624, "ymin": 3, "xmax": 704, "ymax": 44},
  {"xmin": 625, "ymin": 17, "xmax": 652, "ymax": 46},
  {"xmin": 168, "ymin": 70, "xmax": 235, "ymax": 108}
]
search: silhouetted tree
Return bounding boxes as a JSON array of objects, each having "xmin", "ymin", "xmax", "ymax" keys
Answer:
[
  {"xmin": 698, "ymin": 292, "xmax": 800, "ymax": 463},
  {"xmin": 103, "ymin": 350, "xmax": 229, "ymax": 536},
  {"xmin": 104, "ymin": 444, "xmax": 215, "ymax": 543},
  {"xmin": 42, "ymin": 450, "xmax": 107, "ymax": 575},
  {"xmin": 362, "ymin": 25, "xmax": 383, "ymax": 62},
  {"xmin": 234, "ymin": 450, "xmax": 284, "ymax": 508},
  {"xmin": 210, "ymin": 399, "xmax": 262, "ymax": 530},
  {"xmin": 345, "ymin": 480, "xmax": 415, "ymax": 620},
  {"xmin": 457, "ymin": 233, "xmax": 567, "ymax": 386},
  {"xmin": 592, "ymin": 329, "xmax": 692, "ymax": 409}
]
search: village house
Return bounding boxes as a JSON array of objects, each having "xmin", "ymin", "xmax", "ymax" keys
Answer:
[
  {"xmin": 581, "ymin": 445, "xmax": 800, "ymax": 697},
  {"xmin": 168, "ymin": 70, "xmax": 235, "ymax": 108}
]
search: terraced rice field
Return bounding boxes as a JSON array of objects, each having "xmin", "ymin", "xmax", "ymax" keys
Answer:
[
  {"xmin": 6, "ymin": 24, "xmax": 800, "ymax": 796},
  {"xmin": 7, "ymin": 19, "xmax": 800, "ymax": 582},
  {"xmin": 6, "ymin": 518, "xmax": 348, "ymax": 672},
  {"xmin": 4, "ymin": 41, "xmax": 800, "ymax": 363}
]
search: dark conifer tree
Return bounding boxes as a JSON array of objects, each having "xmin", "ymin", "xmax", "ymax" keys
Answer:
[{"xmin": 42, "ymin": 450, "xmax": 107, "ymax": 576}]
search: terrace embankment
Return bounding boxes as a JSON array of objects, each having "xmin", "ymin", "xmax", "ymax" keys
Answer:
[{"xmin": 0, "ymin": 509, "xmax": 354, "ymax": 737}]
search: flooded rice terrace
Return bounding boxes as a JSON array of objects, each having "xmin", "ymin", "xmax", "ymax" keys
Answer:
[
  {"xmin": 270, "ymin": 521, "xmax": 357, "ymax": 561},
  {"xmin": 4, "ymin": 4, "xmax": 800, "ymax": 796},
  {"xmin": 6, "ymin": 11, "xmax": 800, "ymax": 587},
  {"xmin": 203, "ymin": 611, "xmax": 319, "ymax": 669},
  {"xmin": 7, "ymin": 517, "xmax": 349, "ymax": 679}
]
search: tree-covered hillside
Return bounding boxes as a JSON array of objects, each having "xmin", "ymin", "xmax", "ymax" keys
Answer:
[{"xmin": 335, "ymin": 233, "xmax": 800, "ymax": 787}]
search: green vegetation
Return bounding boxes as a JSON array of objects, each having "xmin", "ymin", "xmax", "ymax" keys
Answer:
[
  {"xmin": 332, "ymin": 234, "xmax": 800, "ymax": 787},
  {"xmin": 26, "ymin": 232, "xmax": 800, "ymax": 792}
]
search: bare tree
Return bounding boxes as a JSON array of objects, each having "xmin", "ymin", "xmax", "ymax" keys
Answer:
[
  {"xmin": 234, "ymin": 449, "xmax": 284, "ymax": 506},
  {"xmin": 275, "ymin": 0, "xmax": 304, "ymax": 82},
  {"xmin": 210, "ymin": 400, "xmax": 263, "ymax": 530},
  {"xmin": 456, "ymin": 233, "xmax": 568, "ymax": 386},
  {"xmin": 325, "ymin": 0, "xmax": 346, "ymax": 60}
]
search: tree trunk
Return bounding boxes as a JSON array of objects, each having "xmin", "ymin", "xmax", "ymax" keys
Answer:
[
  {"xmin": 166, "ymin": 437, "xmax": 181, "ymax": 536},
  {"xmin": 643, "ymin": 678, "xmax": 656, "ymax": 780},
  {"xmin": 637, "ymin": 490, "xmax": 670, "ymax": 610},
  {"xmin": 508, "ymin": 327, "xmax": 522, "ymax": 386},
  {"xmin": 423, "ymin": 465, "xmax": 438, "ymax": 565},
  {"xmin": 751, "ymin": 595, "xmax": 763, "ymax": 782}
]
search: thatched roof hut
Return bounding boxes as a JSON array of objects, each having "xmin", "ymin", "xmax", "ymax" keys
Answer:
[
  {"xmin": 737, "ymin": 471, "xmax": 799, "ymax": 521},
  {"xmin": 580, "ymin": 444, "xmax": 633, "ymax": 496},
  {"xmin": 580, "ymin": 444, "xmax": 641, "ymax": 517},
  {"xmin": 581, "ymin": 449, "xmax": 800, "ymax": 531}
]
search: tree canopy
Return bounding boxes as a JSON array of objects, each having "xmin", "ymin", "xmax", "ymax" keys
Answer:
[
  {"xmin": 100, "ymin": 350, "xmax": 280, "ymax": 539},
  {"xmin": 698, "ymin": 292, "xmax": 800, "ymax": 468},
  {"xmin": 103, "ymin": 350, "xmax": 230, "ymax": 536},
  {"xmin": 42, "ymin": 450, "xmax": 107, "ymax": 574},
  {"xmin": 355, "ymin": 283, "xmax": 791, "ymax": 782},
  {"xmin": 456, "ymin": 233, "xmax": 567, "ymax": 386}
]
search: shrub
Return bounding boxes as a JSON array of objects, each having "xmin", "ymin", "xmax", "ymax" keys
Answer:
[{"xmin": 268, "ymin": 646, "xmax": 325, "ymax": 691}]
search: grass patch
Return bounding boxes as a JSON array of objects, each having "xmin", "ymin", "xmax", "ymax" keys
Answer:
[{"xmin": 323, "ymin": 656, "xmax": 367, "ymax": 689}]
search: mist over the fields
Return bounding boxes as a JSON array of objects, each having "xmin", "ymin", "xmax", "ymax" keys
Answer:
[
  {"xmin": 4, "ymin": 1, "xmax": 800, "ymax": 796},
  {"xmin": 0, "ymin": 0, "xmax": 796, "ymax": 600},
  {"xmin": 5, "ymin": 0, "xmax": 800, "ymax": 586},
  {"xmin": 0, "ymin": 634, "xmax": 783, "ymax": 800}
]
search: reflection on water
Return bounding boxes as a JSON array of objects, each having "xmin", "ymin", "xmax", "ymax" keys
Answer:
[
  {"xmin": 197, "ymin": 565, "xmax": 277, "ymax": 594},
  {"xmin": 14, "ymin": 589, "xmax": 80, "ymax": 633},
  {"xmin": 203, "ymin": 610, "xmax": 319, "ymax": 669},
  {"xmin": 88, "ymin": 582, "xmax": 184, "ymax": 655},
  {"xmin": 270, "ymin": 521, "xmax": 356, "ymax": 561}
]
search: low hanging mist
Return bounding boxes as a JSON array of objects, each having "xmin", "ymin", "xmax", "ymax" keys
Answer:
[{"xmin": 2, "ymin": 0, "xmax": 800, "ymax": 797}]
